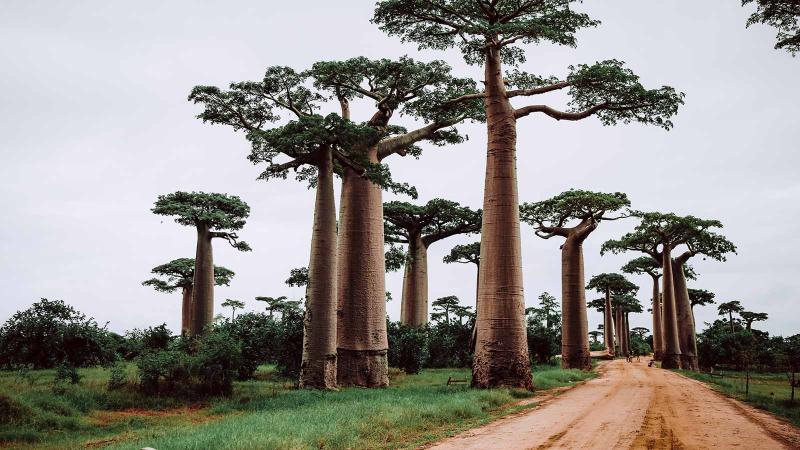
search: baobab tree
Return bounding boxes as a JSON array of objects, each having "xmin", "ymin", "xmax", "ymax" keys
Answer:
[
  {"xmin": 603, "ymin": 213, "xmax": 735, "ymax": 369},
  {"xmin": 255, "ymin": 296, "xmax": 289, "ymax": 318},
  {"xmin": 617, "ymin": 294, "xmax": 644, "ymax": 357},
  {"xmin": 142, "ymin": 258, "xmax": 234, "ymax": 335},
  {"xmin": 718, "ymin": 300, "xmax": 744, "ymax": 333},
  {"xmin": 521, "ymin": 190, "xmax": 630, "ymax": 369},
  {"xmin": 151, "ymin": 192, "xmax": 250, "ymax": 336},
  {"xmin": 222, "ymin": 299, "xmax": 245, "ymax": 321},
  {"xmin": 431, "ymin": 295, "xmax": 460, "ymax": 325},
  {"xmin": 589, "ymin": 330, "xmax": 603, "ymax": 345},
  {"xmin": 374, "ymin": 0, "xmax": 684, "ymax": 389},
  {"xmin": 586, "ymin": 274, "xmax": 638, "ymax": 357},
  {"xmin": 688, "ymin": 288, "xmax": 716, "ymax": 323},
  {"xmin": 621, "ymin": 256, "xmax": 663, "ymax": 359},
  {"xmin": 632, "ymin": 327, "xmax": 650, "ymax": 339},
  {"xmin": 190, "ymin": 65, "xmax": 383, "ymax": 389},
  {"xmin": 384, "ymin": 199, "xmax": 482, "ymax": 326},
  {"xmin": 740, "ymin": 310, "xmax": 769, "ymax": 330},
  {"xmin": 742, "ymin": 0, "xmax": 800, "ymax": 55},
  {"xmin": 310, "ymin": 57, "xmax": 484, "ymax": 387},
  {"xmin": 443, "ymin": 241, "xmax": 481, "ymax": 349}
]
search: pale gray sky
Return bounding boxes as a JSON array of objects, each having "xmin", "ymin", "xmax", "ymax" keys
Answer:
[{"xmin": 1, "ymin": 1, "xmax": 798, "ymax": 337}]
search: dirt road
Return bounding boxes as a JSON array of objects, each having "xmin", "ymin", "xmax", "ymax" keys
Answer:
[{"xmin": 428, "ymin": 359, "xmax": 800, "ymax": 449}]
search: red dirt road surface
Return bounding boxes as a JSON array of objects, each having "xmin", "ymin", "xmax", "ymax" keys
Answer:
[{"xmin": 428, "ymin": 359, "xmax": 800, "ymax": 449}]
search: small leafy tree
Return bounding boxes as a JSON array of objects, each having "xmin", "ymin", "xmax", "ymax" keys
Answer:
[
  {"xmin": 718, "ymin": 301, "xmax": 745, "ymax": 333},
  {"xmin": 254, "ymin": 296, "xmax": 288, "ymax": 318},
  {"xmin": 221, "ymin": 299, "xmax": 245, "ymax": 321},
  {"xmin": 431, "ymin": 296, "xmax": 461, "ymax": 326},
  {"xmin": 142, "ymin": 258, "xmax": 234, "ymax": 335},
  {"xmin": 384, "ymin": 199, "xmax": 481, "ymax": 325},
  {"xmin": 742, "ymin": 0, "xmax": 800, "ymax": 55},
  {"xmin": 152, "ymin": 192, "xmax": 250, "ymax": 336},
  {"xmin": 521, "ymin": 190, "xmax": 630, "ymax": 369},
  {"xmin": 443, "ymin": 241, "xmax": 481, "ymax": 349},
  {"xmin": 688, "ymin": 288, "xmax": 716, "ymax": 315},
  {"xmin": 740, "ymin": 311, "xmax": 769, "ymax": 331}
]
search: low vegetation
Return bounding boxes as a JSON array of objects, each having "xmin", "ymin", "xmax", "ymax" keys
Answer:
[{"xmin": 0, "ymin": 363, "xmax": 595, "ymax": 449}]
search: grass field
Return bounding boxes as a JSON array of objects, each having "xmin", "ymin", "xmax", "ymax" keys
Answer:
[
  {"xmin": 0, "ymin": 363, "xmax": 596, "ymax": 449},
  {"xmin": 678, "ymin": 370, "xmax": 799, "ymax": 427}
]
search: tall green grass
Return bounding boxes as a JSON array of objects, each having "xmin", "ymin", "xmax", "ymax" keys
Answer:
[{"xmin": 0, "ymin": 363, "xmax": 595, "ymax": 450}]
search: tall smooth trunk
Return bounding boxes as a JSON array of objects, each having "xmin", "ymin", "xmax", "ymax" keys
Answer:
[
  {"xmin": 615, "ymin": 306, "xmax": 624, "ymax": 356},
  {"xmin": 560, "ymin": 236, "xmax": 591, "ymax": 369},
  {"xmin": 300, "ymin": 148, "xmax": 338, "ymax": 389},
  {"xmin": 603, "ymin": 288, "xmax": 616, "ymax": 356},
  {"xmin": 672, "ymin": 260, "xmax": 699, "ymax": 370},
  {"xmin": 623, "ymin": 313, "xmax": 631, "ymax": 356},
  {"xmin": 469, "ymin": 262, "xmax": 480, "ymax": 353},
  {"xmin": 661, "ymin": 244, "xmax": 682, "ymax": 369},
  {"xmin": 472, "ymin": 48, "xmax": 532, "ymax": 390},
  {"xmin": 181, "ymin": 286, "xmax": 193, "ymax": 336},
  {"xmin": 190, "ymin": 224, "xmax": 214, "ymax": 336},
  {"xmin": 336, "ymin": 147, "xmax": 388, "ymax": 387},
  {"xmin": 400, "ymin": 234, "xmax": 428, "ymax": 326},
  {"xmin": 651, "ymin": 275, "xmax": 664, "ymax": 360}
]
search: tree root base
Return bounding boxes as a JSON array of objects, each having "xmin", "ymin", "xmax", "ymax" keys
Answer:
[{"xmin": 336, "ymin": 348, "xmax": 388, "ymax": 387}]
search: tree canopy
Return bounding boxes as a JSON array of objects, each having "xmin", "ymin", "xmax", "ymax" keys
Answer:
[
  {"xmin": 688, "ymin": 288, "xmax": 716, "ymax": 309},
  {"xmin": 285, "ymin": 267, "xmax": 309, "ymax": 287},
  {"xmin": 620, "ymin": 256, "xmax": 661, "ymax": 279},
  {"xmin": 373, "ymin": 2, "xmax": 684, "ymax": 129},
  {"xmin": 602, "ymin": 212, "xmax": 737, "ymax": 264},
  {"xmin": 520, "ymin": 190, "xmax": 629, "ymax": 240},
  {"xmin": 740, "ymin": 311, "xmax": 769, "ymax": 329},
  {"xmin": 586, "ymin": 273, "xmax": 639, "ymax": 296},
  {"xmin": 142, "ymin": 258, "xmax": 235, "ymax": 293},
  {"xmin": 384, "ymin": 199, "xmax": 482, "ymax": 247},
  {"xmin": 743, "ymin": 0, "xmax": 800, "ymax": 54},
  {"xmin": 151, "ymin": 192, "xmax": 251, "ymax": 251},
  {"xmin": 443, "ymin": 242, "xmax": 481, "ymax": 266}
]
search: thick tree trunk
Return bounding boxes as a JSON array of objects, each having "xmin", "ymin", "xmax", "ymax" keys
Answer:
[
  {"xmin": 469, "ymin": 262, "xmax": 480, "ymax": 353},
  {"xmin": 615, "ymin": 306, "xmax": 624, "ymax": 356},
  {"xmin": 604, "ymin": 288, "xmax": 616, "ymax": 356},
  {"xmin": 472, "ymin": 48, "xmax": 532, "ymax": 390},
  {"xmin": 300, "ymin": 148, "xmax": 338, "ymax": 389},
  {"xmin": 651, "ymin": 275, "xmax": 664, "ymax": 360},
  {"xmin": 336, "ymin": 147, "xmax": 388, "ymax": 387},
  {"xmin": 181, "ymin": 286, "xmax": 193, "ymax": 336},
  {"xmin": 661, "ymin": 244, "xmax": 683, "ymax": 369},
  {"xmin": 560, "ymin": 236, "xmax": 591, "ymax": 369},
  {"xmin": 624, "ymin": 313, "xmax": 631, "ymax": 356},
  {"xmin": 400, "ymin": 233, "xmax": 429, "ymax": 326},
  {"xmin": 673, "ymin": 260, "xmax": 699, "ymax": 371},
  {"xmin": 190, "ymin": 224, "xmax": 214, "ymax": 336}
]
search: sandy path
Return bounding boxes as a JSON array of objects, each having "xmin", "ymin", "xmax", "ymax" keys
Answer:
[{"xmin": 428, "ymin": 359, "xmax": 800, "ymax": 450}]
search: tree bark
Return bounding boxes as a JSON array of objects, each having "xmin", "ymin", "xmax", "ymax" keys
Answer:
[
  {"xmin": 190, "ymin": 224, "xmax": 214, "ymax": 336},
  {"xmin": 672, "ymin": 260, "xmax": 699, "ymax": 370},
  {"xmin": 181, "ymin": 286, "xmax": 193, "ymax": 336},
  {"xmin": 604, "ymin": 288, "xmax": 616, "ymax": 357},
  {"xmin": 400, "ymin": 233, "xmax": 429, "ymax": 326},
  {"xmin": 300, "ymin": 148, "xmax": 338, "ymax": 389},
  {"xmin": 560, "ymin": 235, "xmax": 591, "ymax": 369},
  {"xmin": 615, "ymin": 305, "xmax": 624, "ymax": 356},
  {"xmin": 660, "ymin": 244, "xmax": 683, "ymax": 369},
  {"xmin": 472, "ymin": 47, "xmax": 532, "ymax": 390},
  {"xmin": 651, "ymin": 274, "xmax": 664, "ymax": 360},
  {"xmin": 336, "ymin": 146, "xmax": 388, "ymax": 387},
  {"xmin": 469, "ymin": 262, "xmax": 480, "ymax": 353},
  {"xmin": 624, "ymin": 313, "xmax": 631, "ymax": 356}
]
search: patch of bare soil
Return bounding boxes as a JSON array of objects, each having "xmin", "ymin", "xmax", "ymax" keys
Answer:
[{"xmin": 427, "ymin": 359, "xmax": 800, "ymax": 449}]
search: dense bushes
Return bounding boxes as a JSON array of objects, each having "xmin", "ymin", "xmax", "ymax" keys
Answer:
[
  {"xmin": 697, "ymin": 319, "xmax": 798, "ymax": 373},
  {"xmin": 387, "ymin": 323, "xmax": 429, "ymax": 374},
  {"xmin": 215, "ymin": 312, "xmax": 280, "ymax": 379},
  {"xmin": 0, "ymin": 299, "xmax": 117, "ymax": 369},
  {"xmin": 137, "ymin": 330, "xmax": 243, "ymax": 397}
]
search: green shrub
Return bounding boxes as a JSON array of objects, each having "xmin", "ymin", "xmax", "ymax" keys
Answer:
[
  {"xmin": 214, "ymin": 312, "xmax": 280, "ymax": 380},
  {"xmin": 0, "ymin": 299, "xmax": 117, "ymax": 369},
  {"xmin": 388, "ymin": 324, "xmax": 429, "ymax": 374},
  {"xmin": 136, "ymin": 329, "xmax": 243, "ymax": 397},
  {"xmin": 274, "ymin": 309, "xmax": 304, "ymax": 378}
]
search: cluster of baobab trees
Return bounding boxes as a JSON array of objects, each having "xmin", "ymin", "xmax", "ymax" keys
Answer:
[{"xmin": 141, "ymin": 1, "xmax": 707, "ymax": 390}]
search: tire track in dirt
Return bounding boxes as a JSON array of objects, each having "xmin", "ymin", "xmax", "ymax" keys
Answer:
[{"xmin": 427, "ymin": 359, "xmax": 800, "ymax": 449}]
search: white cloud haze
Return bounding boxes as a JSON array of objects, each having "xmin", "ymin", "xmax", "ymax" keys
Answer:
[{"xmin": 0, "ymin": 1, "xmax": 798, "ymax": 337}]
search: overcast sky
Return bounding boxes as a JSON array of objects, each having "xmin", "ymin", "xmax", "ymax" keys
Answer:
[{"xmin": 1, "ymin": 1, "xmax": 798, "ymax": 337}]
